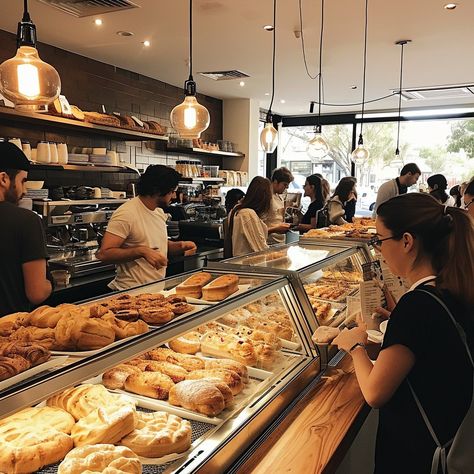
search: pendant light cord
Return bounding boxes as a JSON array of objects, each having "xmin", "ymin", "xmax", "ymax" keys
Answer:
[
  {"xmin": 267, "ymin": 0, "xmax": 277, "ymax": 119},
  {"xmin": 395, "ymin": 42, "xmax": 406, "ymax": 154},
  {"xmin": 23, "ymin": 0, "xmax": 31, "ymax": 22},
  {"xmin": 298, "ymin": 0, "xmax": 318, "ymax": 80},
  {"xmin": 317, "ymin": 0, "xmax": 324, "ymax": 128},
  {"xmin": 188, "ymin": 0, "xmax": 193, "ymax": 80},
  {"xmin": 360, "ymin": 0, "xmax": 369, "ymax": 137}
]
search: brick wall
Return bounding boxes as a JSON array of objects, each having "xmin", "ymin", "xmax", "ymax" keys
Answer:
[{"xmin": 0, "ymin": 29, "xmax": 223, "ymax": 175}]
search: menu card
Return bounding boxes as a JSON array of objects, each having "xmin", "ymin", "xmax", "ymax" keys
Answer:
[{"xmin": 359, "ymin": 261, "xmax": 386, "ymax": 329}]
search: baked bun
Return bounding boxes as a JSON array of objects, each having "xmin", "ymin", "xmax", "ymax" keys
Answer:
[
  {"xmin": 143, "ymin": 360, "xmax": 188, "ymax": 383},
  {"xmin": 124, "ymin": 371, "xmax": 174, "ymax": 400},
  {"xmin": 121, "ymin": 411, "xmax": 191, "ymax": 458},
  {"xmin": 200, "ymin": 331, "xmax": 257, "ymax": 367},
  {"xmin": 146, "ymin": 347, "xmax": 205, "ymax": 371},
  {"xmin": 138, "ymin": 307, "xmax": 174, "ymax": 325},
  {"xmin": 107, "ymin": 317, "xmax": 149, "ymax": 340},
  {"xmin": 204, "ymin": 358, "xmax": 249, "ymax": 383},
  {"xmin": 0, "ymin": 312, "xmax": 29, "ymax": 336},
  {"xmin": 28, "ymin": 305, "xmax": 65, "ymax": 328},
  {"xmin": 58, "ymin": 444, "xmax": 141, "ymax": 474},
  {"xmin": 102, "ymin": 364, "xmax": 142, "ymax": 390},
  {"xmin": 169, "ymin": 302, "xmax": 194, "ymax": 316},
  {"xmin": 175, "ymin": 272, "xmax": 212, "ymax": 298},
  {"xmin": 186, "ymin": 369, "xmax": 243, "ymax": 395},
  {"xmin": 0, "ymin": 354, "xmax": 31, "ymax": 381},
  {"xmin": 168, "ymin": 331, "xmax": 201, "ymax": 354},
  {"xmin": 71, "ymin": 406, "xmax": 136, "ymax": 447}
]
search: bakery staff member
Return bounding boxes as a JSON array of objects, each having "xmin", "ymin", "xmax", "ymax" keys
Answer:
[
  {"xmin": 0, "ymin": 142, "xmax": 52, "ymax": 317},
  {"xmin": 263, "ymin": 167, "xmax": 294, "ymax": 245},
  {"xmin": 97, "ymin": 165, "xmax": 197, "ymax": 291}
]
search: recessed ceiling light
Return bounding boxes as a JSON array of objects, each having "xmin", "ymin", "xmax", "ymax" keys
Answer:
[
  {"xmin": 116, "ymin": 31, "xmax": 134, "ymax": 37},
  {"xmin": 444, "ymin": 3, "xmax": 457, "ymax": 9},
  {"xmin": 265, "ymin": 92, "xmax": 270, "ymax": 96},
  {"xmin": 280, "ymin": 99, "xmax": 286, "ymax": 104},
  {"xmin": 263, "ymin": 25, "xmax": 274, "ymax": 31},
  {"xmin": 351, "ymin": 85, "xmax": 358, "ymax": 90},
  {"xmin": 239, "ymin": 81, "xmax": 245, "ymax": 87},
  {"xmin": 94, "ymin": 18, "xmax": 103, "ymax": 26},
  {"xmin": 143, "ymin": 40, "xmax": 151, "ymax": 47}
]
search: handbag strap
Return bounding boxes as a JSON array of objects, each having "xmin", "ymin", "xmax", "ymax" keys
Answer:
[{"xmin": 407, "ymin": 289, "xmax": 474, "ymax": 474}]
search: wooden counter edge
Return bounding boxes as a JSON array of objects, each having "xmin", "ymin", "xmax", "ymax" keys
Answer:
[{"xmin": 236, "ymin": 355, "xmax": 370, "ymax": 474}]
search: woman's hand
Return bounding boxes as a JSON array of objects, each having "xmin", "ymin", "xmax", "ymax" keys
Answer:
[
  {"xmin": 333, "ymin": 326, "xmax": 368, "ymax": 353},
  {"xmin": 375, "ymin": 284, "xmax": 397, "ymax": 319}
]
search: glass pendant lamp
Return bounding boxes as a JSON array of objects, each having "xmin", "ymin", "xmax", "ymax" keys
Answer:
[
  {"xmin": 307, "ymin": 0, "xmax": 329, "ymax": 159},
  {"xmin": 170, "ymin": 0, "xmax": 210, "ymax": 139},
  {"xmin": 0, "ymin": 0, "xmax": 60, "ymax": 111},
  {"xmin": 351, "ymin": 0, "xmax": 370, "ymax": 162},
  {"xmin": 260, "ymin": 0, "xmax": 279, "ymax": 153}
]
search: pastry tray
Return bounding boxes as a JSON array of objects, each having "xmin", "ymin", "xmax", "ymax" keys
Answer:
[
  {"xmin": 84, "ymin": 359, "xmax": 275, "ymax": 426},
  {"xmin": 0, "ymin": 356, "xmax": 69, "ymax": 392},
  {"xmin": 308, "ymin": 300, "xmax": 347, "ymax": 328}
]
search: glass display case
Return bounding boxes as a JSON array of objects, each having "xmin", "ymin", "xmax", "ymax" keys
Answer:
[{"xmin": 0, "ymin": 268, "xmax": 320, "ymax": 474}]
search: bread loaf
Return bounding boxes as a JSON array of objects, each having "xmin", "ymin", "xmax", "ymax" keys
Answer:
[
  {"xmin": 120, "ymin": 411, "xmax": 191, "ymax": 458},
  {"xmin": 168, "ymin": 379, "xmax": 232, "ymax": 417},
  {"xmin": 124, "ymin": 371, "xmax": 174, "ymax": 400},
  {"xmin": 71, "ymin": 406, "xmax": 136, "ymax": 447},
  {"xmin": 175, "ymin": 272, "xmax": 212, "ymax": 299},
  {"xmin": 186, "ymin": 368, "xmax": 243, "ymax": 395},
  {"xmin": 202, "ymin": 274, "xmax": 239, "ymax": 301},
  {"xmin": 168, "ymin": 331, "xmax": 201, "ymax": 354},
  {"xmin": 58, "ymin": 444, "xmax": 141, "ymax": 474},
  {"xmin": 146, "ymin": 347, "xmax": 205, "ymax": 371},
  {"xmin": 143, "ymin": 360, "xmax": 188, "ymax": 383}
]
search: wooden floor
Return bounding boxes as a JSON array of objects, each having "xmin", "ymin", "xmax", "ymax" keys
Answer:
[{"xmin": 236, "ymin": 355, "xmax": 370, "ymax": 474}]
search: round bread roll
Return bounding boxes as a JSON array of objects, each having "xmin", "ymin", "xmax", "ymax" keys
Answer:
[
  {"xmin": 58, "ymin": 444, "xmax": 141, "ymax": 474},
  {"xmin": 102, "ymin": 364, "xmax": 142, "ymax": 390},
  {"xmin": 124, "ymin": 372, "xmax": 174, "ymax": 400},
  {"xmin": 169, "ymin": 302, "xmax": 194, "ymax": 316},
  {"xmin": 0, "ymin": 406, "xmax": 75, "ymax": 434},
  {"xmin": 168, "ymin": 331, "xmax": 201, "ymax": 354},
  {"xmin": 71, "ymin": 406, "xmax": 136, "ymax": 447},
  {"xmin": 120, "ymin": 411, "xmax": 191, "ymax": 458},
  {"xmin": 0, "ymin": 427, "xmax": 73, "ymax": 473}
]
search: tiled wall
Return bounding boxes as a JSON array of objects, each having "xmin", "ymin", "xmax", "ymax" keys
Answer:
[{"xmin": 0, "ymin": 29, "xmax": 223, "ymax": 175}]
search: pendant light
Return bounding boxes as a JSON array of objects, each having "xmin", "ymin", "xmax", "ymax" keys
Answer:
[
  {"xmin": 351, "ymin": 0, "xmax": 370, "ymax": 162},
  {"xmin": 170, "ymin": 0, "xmax": 210, "ymax": 139},
  {"xmin": 0, "ymin": 0, "xmax": 61, "ymax": 111},
  {"xmin": 260, "ymin": 0, "xmax": 279, "ymax": 153},
  {"xmin": 307, "ymin": 0, "xmax": 329, "ymax": 159},
  {"xmin": 394, "ymin": 40, "xmax": 411, "ymax": 157}
]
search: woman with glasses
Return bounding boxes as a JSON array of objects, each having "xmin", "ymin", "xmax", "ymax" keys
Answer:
[
  {"xmin": 332, "ymin": 193, "xmax": 474, "ymax": 474},
  {"xmin": 463, "ymin": 179, "xmax": 474, "ymax": 218}
]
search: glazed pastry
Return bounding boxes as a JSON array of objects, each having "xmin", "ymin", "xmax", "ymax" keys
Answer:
[
  {"xmin": 71, "ymin": 406, "xmax": 136, "ymax": 447},
  {"xmin": 168, "ymin": 331, "xmax": 201, "ymax": 354},
  {"xmin": 200, "ymin": 331, "xmax": 258, "ymax": 366},
  {"xmin": 0, "ymin": 354, "xmax": 31, "ymax": 381},
  {"xmin": 58, "ymin": 444, "xmax": 141, "ymax": 474},
  {"xmin": 102, "ymin": 364, "xmax": 142, "ymax": 390},
  {"xmin": 138, "ymin": 307, "xmax": 174, "ymax": 325},
  {"xmin": 175, "ymin": 272, "xmax": 213, "ymax": 298},
  {"xmin": 10, "ymin": 325, "xmax": 56, "ymax": 349},
  {"xmin": 204, "ymin": 358, "xmax": 249, "ymax": 383},
  {"xmin": 143, "ymin": 360, "xmax": 188, "ymax": 383},
  {"xmin": 105, "ymin": 316, "xmax": 149, "ymax": 340},
  {"xmin": 186, "ymin": 368, "xmax": 243, "ymax": 395},
  {"xmin": 169, "ymin": 302, "xmax": 194, "ymax": 316},
  {"xmin": 146, "ymin": 347, "xmax": 205, "ymax": 371},
  {"xmin": 165, "ymin": 295, "xmax": 188, "ymax": 305},
  {"xmin": 202, "ymin": 274, "xmax": 239, "ymax": 301},
  {"xmin": 114, "ymin": 309, "xmax": 140, "ymax": 322},
  {"xmin": 120, "ymin": 411, "xmax": 192, "ymax": 458},
  {"xmin": 124, "ymin": 371, "xmax": 174, "ymax": 399},
  {"xmin": 0, "ymin": 341, "xmax": 50, "ymax": 366}
]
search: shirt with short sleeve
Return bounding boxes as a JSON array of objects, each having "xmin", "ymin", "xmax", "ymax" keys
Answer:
[
  {"xmin": 374, "ymin": 284, "xmax": 473, "ymax": 474},
  {"xmin": 0, "ymin": 201, "xmax": 48, "ymax": 316},
  {"xmin": 106, "ymin": 197, "xmax": 169, "ymax": 291},
  {"xmin": 301, "ymin": 199, "xmax": 324, "ymax": 225}
]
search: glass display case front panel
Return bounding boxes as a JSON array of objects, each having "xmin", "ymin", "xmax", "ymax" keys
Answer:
[{"xmin": 224, "ymin": 241, "xmax": 352, "ymax": 273}]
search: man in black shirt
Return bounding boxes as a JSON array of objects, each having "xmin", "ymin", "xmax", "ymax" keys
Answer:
[{"xmin": 0, "ymin": 142, "xmax": 52, "ymax": 317}]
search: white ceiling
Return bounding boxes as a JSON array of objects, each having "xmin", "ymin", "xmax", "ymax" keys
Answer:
[{"xmin": 0, "ymin": 0, "xmax": 473, "ymax": 116}]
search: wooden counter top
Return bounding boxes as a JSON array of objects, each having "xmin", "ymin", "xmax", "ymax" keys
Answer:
[{"xmin": 237, "ymin": 355, "xmax": 370, "ymax": 474}]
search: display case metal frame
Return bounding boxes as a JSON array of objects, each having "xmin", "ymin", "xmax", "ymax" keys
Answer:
[{"xmin": 0, "ymin": 267, "xmax": 321, "ymax": 474}]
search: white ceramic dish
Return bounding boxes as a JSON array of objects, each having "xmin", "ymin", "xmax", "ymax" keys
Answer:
[
  {"xmin": 379, "ymin": 320, "xmax": 388, "ymax": 334},
  {"xmin": 25, "ymin": 180, "xmax": 44, "ymax": 190},
  {"xmin": 367, "ymin": 329, "xmax": 384, "ymax": 344}
]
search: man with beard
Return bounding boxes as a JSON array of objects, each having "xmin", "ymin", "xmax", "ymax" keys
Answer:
[
  {"xmin": 0, "ymin": 142, "xmax": 52, "ymax": 316},
  {"xmin": 97, "ymin": 165, "xmax": 196, "ymax": 290}
]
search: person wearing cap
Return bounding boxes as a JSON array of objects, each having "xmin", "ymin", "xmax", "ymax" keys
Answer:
[
  {"xmin": 97, "ymin": 165, "xmax": 196, "ymax": 291},
  {"xmin": 0, "ymin": 142, "xmax": 52, "ymax": 317}
]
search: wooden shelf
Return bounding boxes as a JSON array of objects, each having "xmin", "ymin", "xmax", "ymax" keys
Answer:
[
  {"xmin": 0, "ymin": 106, "xmax": 169, "ymax": 142},
  {"xmin": 29, "ymin": 162, "xmax": 139, "ymax": 173},
  {"xmin": 167, "ymin": 147, "xmax": 245, "ymax": 158},
  {"xmin": 179, "ymin": 177, "xmax": 225, "ymax": 184}
]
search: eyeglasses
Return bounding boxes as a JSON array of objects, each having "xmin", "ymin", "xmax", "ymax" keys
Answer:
[
  {"xmin": 464, "ymin": 199, "xmax": 474, "ymax": 209},
  {"xmin": 369, "ymin": 235, "xmax": 400, "ymax": 249}
]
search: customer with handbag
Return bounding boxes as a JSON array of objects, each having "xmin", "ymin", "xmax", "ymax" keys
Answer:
[{"xmin": 332, "ymin": 193, "xmax": 474, "ymax": 474}]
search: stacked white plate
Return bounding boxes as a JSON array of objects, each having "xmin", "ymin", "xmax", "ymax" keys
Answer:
[
  {"xmin": 26, "ymin": 189, "xmax": 49, "ymax": 199},
  {"xmin": 89, "ymin": 154, "xmax": 115, "ymax": 165},
  {"xmin": 68, "ymin": 153, "xmax": 89, "ymax": 164}
]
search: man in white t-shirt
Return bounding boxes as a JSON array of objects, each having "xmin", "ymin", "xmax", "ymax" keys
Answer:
[
  {"xmin": 264, "ymin": 167, "xmax": 294, "ymax": 245},
  {"xmin": 97, "ymin": 165, "xmax": 196, "ymax": 290}
]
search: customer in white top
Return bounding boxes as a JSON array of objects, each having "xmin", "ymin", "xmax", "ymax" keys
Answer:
[
  {"xmin": 427, "ymin": 174, "xmax": 456, "ymax": 206},
  {"xmin": 373, "ymin": 163, "xmax": 421, "ymax": 217},
  {"xmin": 97, "ymin": 165, "xmax": 196, "ymax": 290},
  {"xmin": 229, "ymin": 176, "xmax": 272, "ymax": 257},
  {"xmin": 328, "ymin": 177, "xmax": 357, "ymax": 225},
  {"xmin": 264, "ymin": 167, "xmax": 294, "ymax": 245}
]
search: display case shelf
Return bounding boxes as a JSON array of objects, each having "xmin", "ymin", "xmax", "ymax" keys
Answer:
[{"xmin": 0, "ymin": 106, "xmax": 169, "ymax": 142}]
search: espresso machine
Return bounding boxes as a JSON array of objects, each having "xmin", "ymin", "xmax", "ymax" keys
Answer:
[{"xmin": 33, "ymin": 199, "xmax": 127, "ymax": 278}]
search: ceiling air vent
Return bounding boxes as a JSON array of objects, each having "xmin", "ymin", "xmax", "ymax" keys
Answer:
[
  {"xmin": 393, "ymin": 85, "xmax": 474, "ymax": 101},
  {"xmin": 198, "ymin": 70, "xmax": 249, "ymax": 81},
  {"xmin": 36, "ymin": 0, "xmax": 140, "ymax": 18}
]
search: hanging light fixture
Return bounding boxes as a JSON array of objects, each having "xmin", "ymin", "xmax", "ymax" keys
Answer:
[
  {"xmin": 0, "ymin": 0, "xmax": 61, "ymax": 111},
  {"xmin": 394, "ymin": 39, "xmax": 411, "ymax": 158},
  {"xmin": 351, "ymin": 0, "xmax": 370, "ymax": 162},
  {"xmin": 307, "ymin": 0, "xmax": 329, "ymax": 159},
  {"xmin": 260, "ymin": 0, "xmax": 279, "ymax": 153},
  {"xmin": 170, "ymin": 0, "xmax": 210, "ymax": 139}
]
